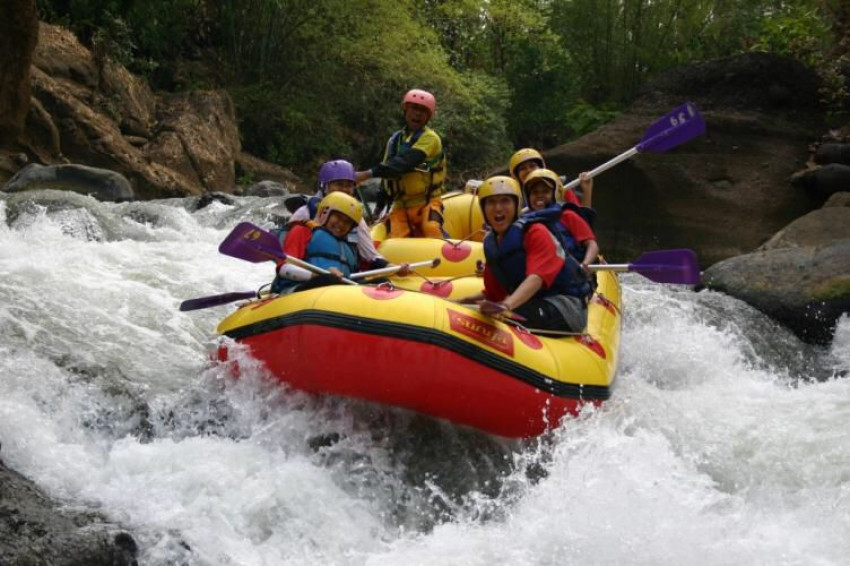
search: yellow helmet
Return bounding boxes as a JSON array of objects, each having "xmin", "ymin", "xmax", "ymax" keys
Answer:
[
  {"xmin": 509, "ymin": 148, "xmax": 545, "ymax": 180},
  {"xmin": 478, "ymin": 175, "xmax": 522, "ymax": 220},
  {"xmin": 523, "ymin": 168, "xmax": 562, "ymax": 205},
  {"xmin": 315, "ymin": 191, "xmax": 363, "ymax": 227}
]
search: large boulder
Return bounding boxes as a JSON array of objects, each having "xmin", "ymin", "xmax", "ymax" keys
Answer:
[
  {"xmin": 29, "ymin": 65, "xmax": 199, "ymax": 199},
  {"xmin": 32, "ymin": 23, "xmax": 157, "ymax": 139},
  {"xmin": 0, "ymin": 459, "xmax": 138, "ymax": 566},
  {"xmin": 814, "ymin": 143, "xmax": 850, "ymax": 165},
  {"xmin": 243, "ymin": 180, "xmax": 290, "ymax": 197},
  {"xmin": 235, "ymin": 152, "xmax": 306, "ymax": 194},
  {"xmin": 544, "ymin": 52, "xmax": 826, "ymax": 267},
  {"xmin": 146, "ymin": 90, "xmax": 241, "ymax": 192},
  {"xmin": 702, "ymin": 242, "xmax": 850, "ymax": 344},
  {"xmin": 3, "ymin": 23, "xmax": 243, "ymax": 199},
  {"xmin": 759, "ymin": 206, "xmax": 850, "ymax": 250},
  {"xmin": 825, "ymin": 191, "xmax": 850, "ymax": 207},
  {"xmin": 791, "ymin": 163, "xmax": 850, "ymax": 197},
  {"xmin": 3, "ymin": 163, "xmax": 134, "ymax": 201},
  {"xmin": 703, "ymin": 207, "xmax": 850, "ymax": 344}
]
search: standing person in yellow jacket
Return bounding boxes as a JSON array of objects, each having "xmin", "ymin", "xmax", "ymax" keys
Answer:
[{"xmin": 355, "ymin": 89, "xmax": 447, "ymax": 238}]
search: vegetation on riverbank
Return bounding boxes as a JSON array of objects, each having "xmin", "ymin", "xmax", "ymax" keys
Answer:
[{"xmin": 38, "ymin": 0, "xmax": 846, "ymax": 181}]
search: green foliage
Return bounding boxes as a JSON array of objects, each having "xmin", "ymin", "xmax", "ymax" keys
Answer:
[
  {"xmin": 91, "ymin": 14, "xmax": 134, "ymax": 66},
  {"xmin": 39, "ymin": 0, "xmax": 204, "ymax": 83},
  {"xmin": 39, "ymin": 0, "xmax": 844, "ymax": 182},
  {"xmin": 565, "ymin": 101, "xmax": 620, "ymax": 137},
  {"xmin": 748, "ymin": 4, "xmax": 846, "ymax": 107},
  {"xmin": 433, "ymin": 71, "xmax": 513, "ymax": 180},
  {"xmin": 217, "ymin": 0, "xmax": 513, "ymax": 181},
  {"xmin": 748, "ymin": 5, "xmax": 831, "ymax": 65}
]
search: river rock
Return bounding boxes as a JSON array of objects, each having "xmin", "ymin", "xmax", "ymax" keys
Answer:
[
  {"xmin": 791, "ymin": 163, "xmax": 850, "ymax": 197},
  {"xmin": 0, "ymin": 23, "xmax": 245, "ymax": 198},
  {"xmin": 814, "ymin": 143, "xmax": 850, "ymax": 165},
  {"xmin": 3, "ymin": 162, "xmax": 134, "ymax": 201},
  {"xmin": 703, "ymin": 206, "xmax": 850, "ymax": 344},
  {"xmin": 0, "ymin": 460, "xmax": 138, "ymax": 566},
  {"xmin": 194, "ymin": 191, "xmax": 237, "ymax": 210},
  {"xmin": 146, "ymin": 90, "xmax": 240, "ymax": 192},
  {"xmin": 236, "ymin": 152, "xmax": 306, "ymax": 194},
  {"xmin": 825, "ymin": 191, "xmax": 850, "ymax": 207},
  {"xmin": 244, "ymin": 180, "xmax": 289, "ymax": 197},
  {"xmin": 703, "ymin": 242, "xmax": 850, "ymax": 345},
  {"xmin": 544, "ymin": 52, "xmax": 826, "ymax": 267},
  {"xmin": 760, "ymin": 207, "xmax": 850, "ymax": 250}
]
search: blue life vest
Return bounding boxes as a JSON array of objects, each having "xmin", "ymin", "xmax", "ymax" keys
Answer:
[
  {"xmin": 523, "ymin": 204, "xmax": 590, "ymax": 264},
  {"xmin": 484, "ymin": 205, "xmax": 592, "ymax": 299},
  {"xmin": 271, "ymin": 221, "xmax": 359, "ymax": 293},
  {"xmin": 305, "ymin": 227, "xmax": 358, "ymax": 276}
]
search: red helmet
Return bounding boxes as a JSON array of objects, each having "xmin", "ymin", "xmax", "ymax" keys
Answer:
[{"xmin": 402, "ymin": 89, "xmax": 436, "ymax": 117}]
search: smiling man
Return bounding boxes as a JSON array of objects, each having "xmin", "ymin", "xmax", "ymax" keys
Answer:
[{"xmin": 355, "ymin": 89, "xmax": 447, "ymax": 238}]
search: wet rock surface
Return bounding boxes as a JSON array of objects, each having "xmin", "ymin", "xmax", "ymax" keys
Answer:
[{"xmin": 0, "ymin": 453, "xmax": 138, "ymax": 566}]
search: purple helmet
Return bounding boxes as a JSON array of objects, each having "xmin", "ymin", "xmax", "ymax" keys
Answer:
[{"xmin": 318, "ymin": 159, "xmax": 356, "ymax": 192}]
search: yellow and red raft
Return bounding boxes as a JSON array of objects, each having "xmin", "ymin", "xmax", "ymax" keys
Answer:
[{"xmin": 216, "ymin": 189, "xmax": 621, "ymax": 438}]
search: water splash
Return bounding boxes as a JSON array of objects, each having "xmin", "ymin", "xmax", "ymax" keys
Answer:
[{"xmin": 1, "ymin": 190, "xmax": 848, "ymax": 565}]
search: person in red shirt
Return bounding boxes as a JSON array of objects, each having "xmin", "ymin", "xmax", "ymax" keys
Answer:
[
  {"xmin": 523, "ymin": 168, "xmax": 599, "ymax": 273},
  {"xmin": 508, "ymin": 148, "xmax": 593, "ymax": 208},
  {"xmin": 271, "ymin": 192, "xmax": 363, "ymax": 293},
  {"xmin": 457, "ymin": 176, "xmax": 594, "ymax": 332}
]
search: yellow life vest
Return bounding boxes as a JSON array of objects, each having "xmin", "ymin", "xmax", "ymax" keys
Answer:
[{"xmin": 382, "ymin": 126, "xmax": 447, "ymax": 207}]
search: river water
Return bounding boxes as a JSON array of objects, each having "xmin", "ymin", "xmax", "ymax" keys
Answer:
[{"xmin": 1, "ymin": 190, "xmax": 848, "ymax": 566}]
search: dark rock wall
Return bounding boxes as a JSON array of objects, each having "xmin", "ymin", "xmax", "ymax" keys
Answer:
[{"xmin": 0, "ymin": 0, "xmax": 38, "ymax": 143}]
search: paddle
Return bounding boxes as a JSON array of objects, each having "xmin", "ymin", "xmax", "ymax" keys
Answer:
[
  {"xmin": 350, "ymin": 258, "xmax": 441, "ymax": 281},
  {"xmin": 563, "ymin": 102, "xmax": 706, "ymax": 190},
  {"xmin": 355, "ymin": 185, "xmax": 376, "ymax": 225},
  {"xmin": 590, "ymin": 249, "xmax": 700, "ymax": 284},
  {"xmin": 179, "ymin": 291, "xmax": 258, "ymax": 312},
  {"xmin": 219, "ymin": 222, "xmax": 357, "ymax": 285}
]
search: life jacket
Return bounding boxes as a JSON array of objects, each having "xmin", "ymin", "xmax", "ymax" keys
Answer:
[
  {"xmin": 271, "ymin": 221, "xmax": 359, "ymax": 293},
  {"xmin": 563, "ymin": 201, "xmax": 597, "ymax": 228},
  {"xmin": 484, "ymin": 205, "xmax": 592, "ymax": 299},
  {"xmin": 383, "ymin": 126, "xmax": 447, "ymax": 207},
  {"xmin": 305, "ymin": 226, "xmax": 358, "ymax": 276}
]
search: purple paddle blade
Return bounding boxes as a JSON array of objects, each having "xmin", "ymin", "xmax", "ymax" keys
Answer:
[
  {"xmin": 180, "ymin": 291, "xmax": 257, "ymax": 311},
  {"xmin": 636, "ymin": 102, "xmax": 705, "ymax": 153},
  {"xmin": 642, "ymin": 103, "xmax": 693, "ymax": 140},
  {"xmin": 630, "ymin": 249, "xmax": 701, "ymax": 284},
  {"xmin": 219, "ymin": 222, "xmax": 286, "ymax": 263}
]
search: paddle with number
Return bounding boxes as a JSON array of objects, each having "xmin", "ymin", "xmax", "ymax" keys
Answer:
[
  {"xmin": 563, "ymin": 102, "xmax": 706, "ymax": 190},
  {"xmin": 179, "ymin": 291, "xmax": 258, "ymax": 312},
  {"xmin": 219, "ymin": 222, "xmax": 358, "ymax": 285},
  {"xmin": 590, "ymin": 249, "xmax": 700, "ymax": 284}
]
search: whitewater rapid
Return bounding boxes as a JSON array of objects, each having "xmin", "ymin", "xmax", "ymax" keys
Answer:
[{"xmin": 1, "ymin": 190, "xmax": 848, "ymax": 566}]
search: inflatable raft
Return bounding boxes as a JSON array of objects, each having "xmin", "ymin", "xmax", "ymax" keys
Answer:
[
  {"xmin": 370, "ymin": 191, "xmax": 490, "ymax": 299},
  {"xmin": 215, "ymin": 269, "xmax": 622, "ymax": 438}
]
